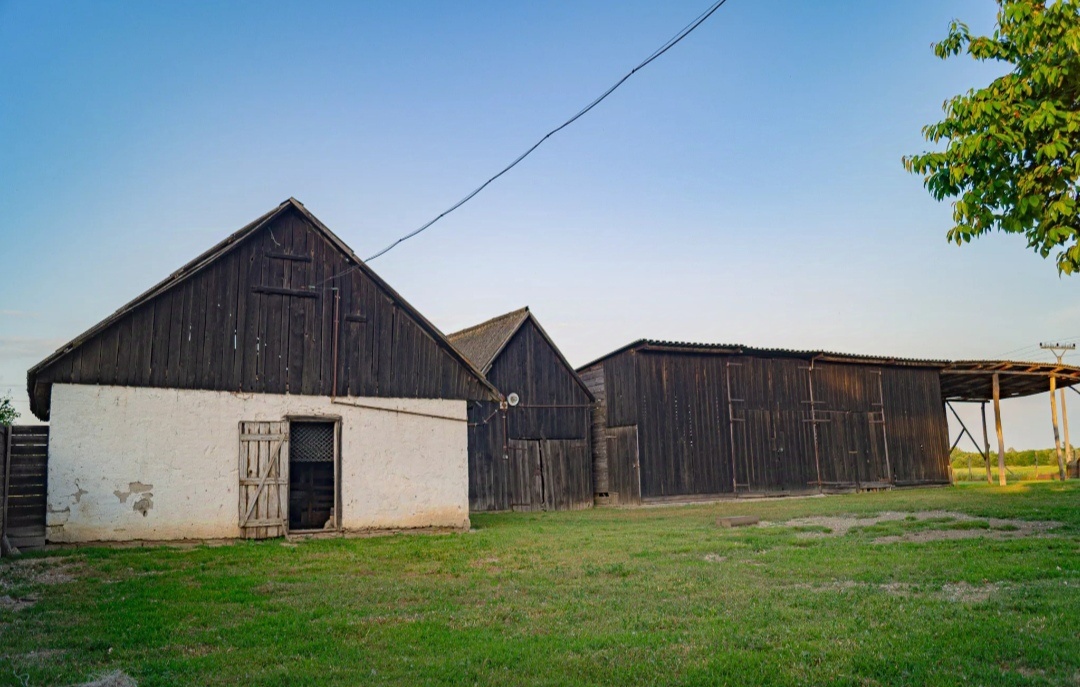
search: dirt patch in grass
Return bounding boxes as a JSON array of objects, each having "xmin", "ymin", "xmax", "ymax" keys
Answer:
[
  {"xmin": 793, "ymin": 579, "xmax": 1000, "ymax": 603},
  {"xmin": 765, "ymin": 510, "xmax": 1059, "ymax": 543},
  {"xmin": 940, "ymin": 582, "xmax": 999, "ymax": 603},
  {"xmin": 792, "ymin": 580, "xmax": 914, "ymax": 596},
  {"xmin": 18, "ymin": 648, "xmax": 66, "ymax": 664},
  {"xmin": 74, "ymin": 670, "xmax": 138, "ymax": 687},
  {"xmin": 0, "ymin": 594, "xmax": 38, "ymax": 611},
  {"xmin": 7, "ymin": 557, "xmax": 82, "ymax": 585},
  {"xmin": 702, "ymin": 554, "xmax": 726, "ymax": 563}
]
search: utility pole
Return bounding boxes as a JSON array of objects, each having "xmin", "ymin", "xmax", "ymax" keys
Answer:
[{"xmin": 1040, "ymin": 342, "xmax": 1075, "ymax": 481}]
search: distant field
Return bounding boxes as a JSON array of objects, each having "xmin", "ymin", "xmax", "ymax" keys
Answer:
[
  {"xmin": 1, "ymin": 483, "xmax": 1078, "ymax": 686},
  {"xmin": 951, "ymin": 463, "xmax": 1072, "ymax": 482}
]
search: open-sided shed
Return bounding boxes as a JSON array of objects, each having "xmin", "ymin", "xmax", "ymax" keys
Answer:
[
  {"xmin": 27, "ymin": 198, "xmax": 498, "ymax": 543},
  {"xmin": 448, "ymin": 308, "xmax": 594, "ymax": 511}
]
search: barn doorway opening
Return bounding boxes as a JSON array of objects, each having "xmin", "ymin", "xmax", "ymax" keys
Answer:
[{"xmin": 288, "ymin": 421, "xmax": 338, "ymax": 531}]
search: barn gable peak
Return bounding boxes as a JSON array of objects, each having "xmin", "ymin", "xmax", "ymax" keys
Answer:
[{"xmin": 27, "ymin": 199, "xmax": 497, "ymax": 418}]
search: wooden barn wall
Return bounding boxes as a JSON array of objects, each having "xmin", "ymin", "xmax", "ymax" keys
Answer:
[
  {"xmin": 727, "ymin": 356, "xmax": 818, "ymax": 493},
  {"xmin": 32, "ymin": 207, "xmax": 490, "ymax": 408},
  {"xmin": 594, "ymin": 350, "xmax": 951, "ymax": 501},
  {"xmin": 467, "ymin": 400, "xmax": 508, "ymax": 512},
  {"xmin": 486, "ymin": 321, "xmax": 591, "ymax": 440},
  {"xmin": 468, "ymin": 321, "xmax": 592, "ymax": 511},
  {"xmin": 635, "ymin": 353, "xmax": 732, "ymax": 498},
  {"xmin": 597, "ymin": 353, "xmax": 644, "ymax": 503},
  {"xmin": 810, "ymin": 363, "xmax": 891, "ymax": 487},
  {"xmin": 881, "ymin": 368, "xmax": 951, "ymax": 484}
]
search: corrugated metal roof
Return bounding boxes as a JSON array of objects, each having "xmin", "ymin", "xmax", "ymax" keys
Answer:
[
  {"xmin": 577, "ymin": 339, "xmax": 951, "ymax": 371},
  {"xmin": 576, "ymin": 339, "xmax": 1080, "ymax": 401}
]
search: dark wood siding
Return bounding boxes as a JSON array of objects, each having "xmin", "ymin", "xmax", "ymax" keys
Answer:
[
  {"xmin": 882, "ymin": 367, "xmax": 951, "ymax": 485},
  {"xmin": 589, "ymin": 348, "xmax": 952, "ymax": 501},
  {"xmin": 468, "ymin": 320, "xmax": 592, "ymax": 511},
  {"xmin": 728, "ymin": 356, "xmax": 818, "ymax": 493},
  {"xmin": 2, "ymin": 425, "xmax": 48, "ymax": 552},
  {"xmin": 30, "ymin": 206, "xmax": 491, "ymax": 409},
  {"xmin": 635, "ymin": 353, "xmax": 731, "ymax": 498}
]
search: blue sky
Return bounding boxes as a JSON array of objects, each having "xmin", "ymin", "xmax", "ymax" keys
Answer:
[{"xmin": 1, "ymin": 0, "xmax": 1076, "ymax": 450}]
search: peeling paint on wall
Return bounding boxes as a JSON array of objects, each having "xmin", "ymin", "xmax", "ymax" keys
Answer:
[
  {"xmin": 47, "ymin": 384, "xmax": 469, "ymax": 542},
  {"xmin": 113, "ymin": 482, "xmax": 154, "ymax": 505}
]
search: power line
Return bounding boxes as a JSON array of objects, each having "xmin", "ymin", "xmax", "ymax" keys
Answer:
[
  {"xmin": 998, "ymin": 335, "xmax": 1080, "ymax": 359},
  {"xmin": 311, "ymin": 0, "xmax": 730, "ymax": 288}
]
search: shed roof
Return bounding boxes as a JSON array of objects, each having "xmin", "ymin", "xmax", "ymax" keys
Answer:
[{"xmin": 940, "ymin": 360, "xmax": 1080, "ymax": 401}]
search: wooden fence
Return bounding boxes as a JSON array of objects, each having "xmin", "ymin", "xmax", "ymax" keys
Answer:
[{"xmin": 1, "ymin": 425, "xmax": 49, "ymax": 553}]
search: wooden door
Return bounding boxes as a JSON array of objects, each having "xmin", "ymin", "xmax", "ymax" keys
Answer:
[
  {"xmin": 539, "ymin": 439, "xmax": 592, "ymax": 511},
  {"xmin": 238, "ymin": 421, "xmax": 289, "ymax": 539},
  {"xmin": 508, "ymin": 439, "xmax": 544, "ymax": 511},
  {"xmin": 606, "ymin": 426, "xmax": 641, "ymax": 504}
]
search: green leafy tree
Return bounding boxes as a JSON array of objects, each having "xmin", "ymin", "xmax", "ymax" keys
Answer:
[
  {"xmin": 0, "ymin": 394, "xmax": 19, "ymax": 426},
  {"xmin": 903, "ymin": 0, "xmax": 1080, "ymax": 273}
]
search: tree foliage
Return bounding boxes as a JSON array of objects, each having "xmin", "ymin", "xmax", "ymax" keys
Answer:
[
  {"xmin": 903, "ymin": 0, "xmax": 1080, "ymax": 273},
  {"xmin": 0, "ymin": 394, "xmax": 18, "ymax": 426}
]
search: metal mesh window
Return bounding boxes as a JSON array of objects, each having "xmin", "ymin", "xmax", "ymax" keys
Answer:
[{"xmin": 290, "ymin": 422, "xmax": 335, "ymax": 463}]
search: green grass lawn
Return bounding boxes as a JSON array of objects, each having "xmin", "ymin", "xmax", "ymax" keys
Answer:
[{"xmin": 2, "ymin": 482, "xmax": 1079, "ymax": 686}]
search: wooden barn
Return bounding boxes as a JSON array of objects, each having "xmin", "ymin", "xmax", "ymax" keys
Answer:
[
  {"xmin": 579, "ymin": 340, "xmax": 955, "ymax": 503},
  {"xmin": 447, "ymin": 307, "xmax": 594, "ymax": 511},
  {"xmin": 27, "ymin": 198, "xmax": 498, "ymax": 543}
]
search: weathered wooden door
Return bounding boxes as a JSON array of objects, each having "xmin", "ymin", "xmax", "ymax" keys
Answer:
[
  {"xmin": 539, "ymin": 439, "xmax": 592, "ymax": 511},
  {"xmin": 238, "ymin": 421, "xmax": 289, "ymax": 539},
  {"xmin": 606, "ymin": 426, "xmax": 641, "ymax": 505},
  {"xmin": 508, "ymin": 439, "xmax": 544, "ymax": 511}
]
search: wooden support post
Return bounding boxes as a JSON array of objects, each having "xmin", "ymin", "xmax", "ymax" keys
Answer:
[
  {"xmin": 993, "ymin": 373, "xmax": 1006, "ymax": 486},
  {"xmin": 1061, "ymin": 385, "xmax": 1073, "ymax": 469},
  {"xmin": 1051, "ymin": 375, "xmax": 1066, "ymax": 481},
  {"xmin": 980, "ymin": 402, "xmax": 993, "ymax": 484}
]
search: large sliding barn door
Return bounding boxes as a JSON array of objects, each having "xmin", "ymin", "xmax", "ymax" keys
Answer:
[
  {"xmin": 813, "ymin": 366, "xmax": 892, "ymax": 489},
  {"xmin": 238, "ymin": 421, "xmax": 289, "ymax": 539}
]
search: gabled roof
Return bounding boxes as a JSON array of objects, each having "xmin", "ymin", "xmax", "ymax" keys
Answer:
[
  {"xmin": 28, "ymin": 198, "xmax": 499, "ymax": 414},
  {"xmin": 448, "ymin": 307, "xmax": 594, "ymax": 400},
  {"xmin": 447, "ymin": 307, "xmax": 530, "ymax": 374}
]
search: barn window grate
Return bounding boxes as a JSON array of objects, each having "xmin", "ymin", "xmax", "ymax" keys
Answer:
[{"xmin": 290, "ymin": 422, "xmax": 335, "ymax": 463}]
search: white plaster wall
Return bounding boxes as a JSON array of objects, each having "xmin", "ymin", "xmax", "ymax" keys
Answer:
[{"xmin": 46, "ymin": 384, "xmax": 469, "ymax": 542}]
